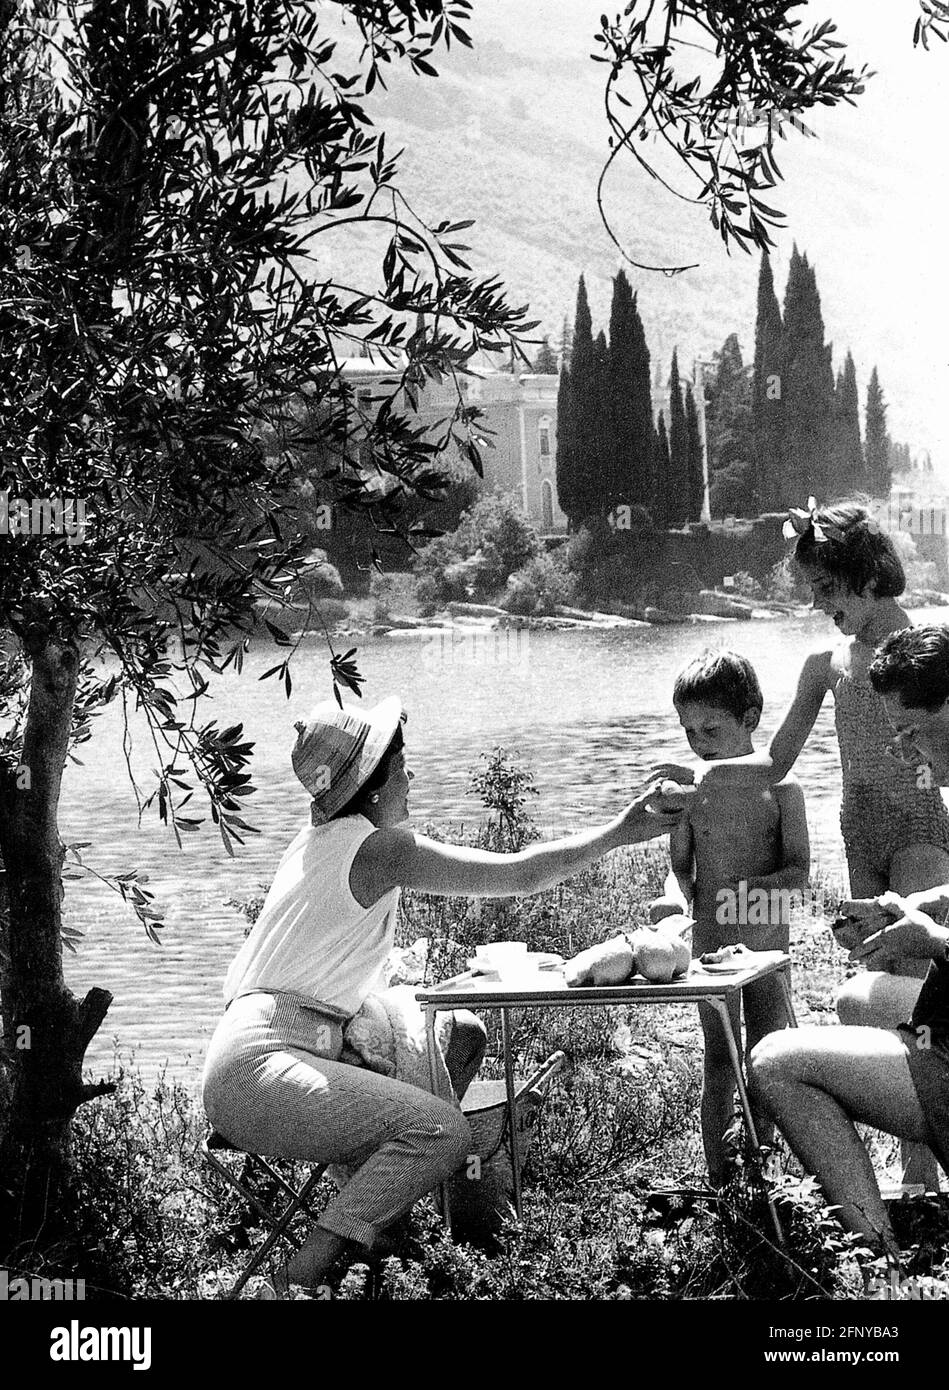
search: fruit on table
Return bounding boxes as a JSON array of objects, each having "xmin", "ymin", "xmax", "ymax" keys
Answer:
[
  {"xmin": 634, "ymin": 935, "xmax": 679, "ymax": 983},
  {"xmin": 632, "ymin": 915, "xmax": 693, "ymax": 979},
  {"xmin": 670, "ymin": 936, "xmax": 691, "ymax": 976},
  {"xmin": 563, "ymin": 935, "xmax": 635, "ymax": 987},
  {"xmin": 699, "ymin": 943, "xmax": 752, "ymax": 965}
]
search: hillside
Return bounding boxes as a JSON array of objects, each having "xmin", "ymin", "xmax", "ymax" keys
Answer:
[
  {"xmin": 318, "ymin": 0, "xmax": 945, "ymax": 471},
  {"xmin": 364, "ymin": 3, "xmax": 759, "ymax": 379}
]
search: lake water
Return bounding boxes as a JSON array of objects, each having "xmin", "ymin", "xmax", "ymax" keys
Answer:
[{"xmin": 59, "ymin": 608, "xmax": 943, "ymax": 1087}]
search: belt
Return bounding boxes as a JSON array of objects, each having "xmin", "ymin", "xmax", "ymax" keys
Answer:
[{"xmin": 226, "ymin": 987, "xmax": 352, "ymax": 1025}]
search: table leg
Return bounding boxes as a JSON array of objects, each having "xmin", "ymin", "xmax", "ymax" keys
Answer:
[
  {"xmin": 778, "ymin": 964, "xmax": 798, "ymax": 1028},
  {"xmin": 425, "ymin": 1005, "xmax": 453, "ymax": 1230},
  {"xmin": 500, "ymin": 1007, "xmax": 522, "ymax": 1220},
  {"xmin": 707, "ymin": 996, "xmax": 786, "ymax": 1248}
]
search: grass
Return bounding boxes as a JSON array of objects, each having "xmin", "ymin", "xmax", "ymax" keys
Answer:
[{"xmin": 8, "ymin": 755, "xmax": 948, "ymax": 1301}]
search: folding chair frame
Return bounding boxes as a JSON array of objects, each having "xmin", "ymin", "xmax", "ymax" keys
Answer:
[{"xmin": 201, "ymin": 1134, "xmax": 327, "ymax": 1299}]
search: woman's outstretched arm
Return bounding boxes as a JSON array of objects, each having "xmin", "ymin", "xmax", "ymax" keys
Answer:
[{"xmin": 350, "ymin": 789, "xmax": 680, "ymax": 905}]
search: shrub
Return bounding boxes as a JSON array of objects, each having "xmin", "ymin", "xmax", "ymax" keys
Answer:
[
  {"xmin": 414, "ymin": 494, "xmax": 542, "ymax": 604},
  {"xmin": 766, "ymin": 554, "xmax": 808, "ymax": 603},
  {"xmin": 502, "ymin": 551, "xmax": 576, "ymax": 616},
  {"xmin": 730, "ymin": 570, "xmax": 763, "ymax": 599},
  {"xmin": 291, "ymin": 547, "xmax": 344, "ymax": 602},
  {"xmin": 369, "ymin": 570, "xmax": 420, "ymax": 622}
]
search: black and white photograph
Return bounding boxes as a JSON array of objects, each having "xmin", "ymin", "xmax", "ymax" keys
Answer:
[{"xmin": 2, "ymin": 0, "xmax": 949, "ymax": 1361}]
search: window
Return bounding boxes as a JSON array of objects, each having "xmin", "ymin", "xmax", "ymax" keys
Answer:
[
  {"xmin": 542, "ymin": 479, "xmax": 554, "ymax": 532},
  {"xmin": 538, "ymin": 415, "xmax": 551, "ymax": 459}
]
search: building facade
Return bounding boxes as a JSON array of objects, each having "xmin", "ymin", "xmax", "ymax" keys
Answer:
[{"xmin": 341, "ymin": 359, "xmax": 566, "ymax": 534}]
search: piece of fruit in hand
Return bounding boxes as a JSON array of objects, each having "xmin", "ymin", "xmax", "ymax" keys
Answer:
[
  {"xmin": 830, "ymin": 916, "xmax": 865, "ymax": 952},
  {"xmin": 563, "ymin": 935, "xmax": 635, "ymax": 987},
  {"xmin": 832, "ymin": 898, "xmax": 898, "ymax": 950},
  {"xmin": 652, "ymin": 913, "xmax": 695, "ymax": 940},
  {"xmin": 646, "ymin": 780, "xmax": 692, "ymax": 814},
  {"xmin": 648, "ymin": 896, "xmax": 686, "ymax": 924},
  {"xmin": 839, "ymin": 898, "xmax": 900, "ymax": 930}
]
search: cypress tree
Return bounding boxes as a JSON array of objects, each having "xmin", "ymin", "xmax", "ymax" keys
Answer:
[
  {"xmin": 781, "ymin": 247, "xmax": 835, "ymax": 504},
  {"xmin": 706, "ymin": 333, "xmax": 753, "ymax": 475},
  {"xmin": 752, "ymin": 252, "xmax": 784, "ymax": 511},
  {"xmin": 559, "ymin": 315, "xmax": 572, "ymax": 372},
  {"xmin": 555, "ymin": 361, "xmax": 576, "ymax": 525},
  {"xmin": 556, "ymin": 276, "xmax": 596, "ymax": 525},
  {"xmin": 608, "ymin": 270, "xmax": 653, "ymax": 512},
  {"xmin": 667, "ymin": 349, "xmax": 690, "ymax": 526},
  {"xmin": 591, "ymin": 328, "xmax": 612, "ymax": 517},
  {"xmin": 865, "ymin": 367, "xmax": 890, "ymax": 498},
  {"xmin": 653, "ymin": 413, "xmax": 671, "ymax": 529},
  {"xmin": 830, "ymin": 351, "xmax": 863, "ymax": 497},
  {"xmin": 685, "ymin": 383, "xmax": 705, "ymax": 521},
  {"xmin": 533, "ymin": 335, "xmax": 558, "ymax": 374}
]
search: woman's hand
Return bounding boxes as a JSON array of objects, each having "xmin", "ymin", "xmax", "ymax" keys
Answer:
[
  {"xmin": 618, "ymin": 783, "xmax": 683, "ymax": 844},
  {"xmin": 852, "ymin": 904, "xmax": 949, "ymax": 972},
  {"xmin": 647, "ymin": 762, "xmax": 700, "ymax": 788}
]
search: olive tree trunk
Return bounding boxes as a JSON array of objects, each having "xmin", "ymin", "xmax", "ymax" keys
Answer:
[{"xmin": 0, "ymin": 628, "xmax": 113, "ymax": 1251}]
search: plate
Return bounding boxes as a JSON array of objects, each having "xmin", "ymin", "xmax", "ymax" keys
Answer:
[
  {"xmin": 698, "ymin": 960, "xmax": 746, "ymax": 974},
  {"xmin": 467, "ymin": 951, "xmax": 564, "ymax": 975}
]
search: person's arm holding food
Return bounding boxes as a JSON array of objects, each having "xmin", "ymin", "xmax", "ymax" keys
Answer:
[
  {"xmin": 851, "ymin": 902, "xmax": 949, "ymax": 974},
  {"xmin": 351, "ymin": 785, "xmax": 680, "ymax": 905}
]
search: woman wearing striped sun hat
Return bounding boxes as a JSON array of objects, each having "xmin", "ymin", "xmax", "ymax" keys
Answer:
[{"xmin": 202, "ymin": 694, "xmax": 681, "ymax": 1295}]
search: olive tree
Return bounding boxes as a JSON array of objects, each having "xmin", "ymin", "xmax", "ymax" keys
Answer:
[{"xmin": 0, "ymin": 0, "xmax": 533, "ymax": 1249}]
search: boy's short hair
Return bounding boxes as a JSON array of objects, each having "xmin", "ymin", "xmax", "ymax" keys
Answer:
[
  {"xmin": 794, "ymin": 498, "xmax": 905, "ymax": 597},
  {"xmin": 673, "ymin": 650, "xmax": 764, "ymax": 722},
  {"xmin": 868, "ymin": 624, "xmax": 949, "ymax": 711}
]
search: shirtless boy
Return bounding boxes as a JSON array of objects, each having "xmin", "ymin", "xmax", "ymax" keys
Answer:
[{"xmin": 649, "ymin": 651, "xmax": 810, "ymax": 1185}]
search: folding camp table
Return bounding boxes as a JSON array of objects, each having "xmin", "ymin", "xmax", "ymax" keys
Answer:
[{"xmin": 417, "ymin": 951, "xmax": 796, "ymax": 1244}]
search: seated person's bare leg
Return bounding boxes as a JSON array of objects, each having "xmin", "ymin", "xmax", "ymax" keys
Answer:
[
  {"xmin": 889, "ymin": 844, "xmax": 949, "ymax": 1187},
  {"xmin": 698, "ymin": 996, "xmax": 743, "ymax": 1187},
  {"xmin": 836, "ymin": 845, "xmax": 949, "ymax": 1190},
  {"xmin": 750, "ymin": 1025, "xmax": 932, "ymax": 1256},
  {"xmin": 742, "ymin": 973, "xmax": 792, "ymax": 1153}
]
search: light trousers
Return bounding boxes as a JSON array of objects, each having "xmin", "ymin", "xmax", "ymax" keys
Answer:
[{"xmin": 202, "ymin": 990, "xmax": 472, "ymax": 1246}]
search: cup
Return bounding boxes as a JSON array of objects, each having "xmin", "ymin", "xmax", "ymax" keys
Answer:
[{"xmin": 474, "ymin": 942, "xmax": 528, "ymax": 975}]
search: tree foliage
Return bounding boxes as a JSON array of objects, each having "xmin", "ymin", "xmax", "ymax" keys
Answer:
[
  {"xmin": 751, "ymin": 252, "xmax": 784, "ymax": 510},
  {"xmin": 594, "ymin": 2, "xmax": 872, "ymax": 271},
  {"xmin": 706, "ymin": 333, "xmax": 752, "ymax": 479},
  {"xmin": 864, "ymin": 366, "xmax": 890, "ymax": 498},
  {"xmin": 607, "ymin": 270, "xmax": 653, "ymax": 513},
  {"xmin": 0, "ymin": 0, "xmax": 536, "ymax": 1222},
  {"xmin": 666, "ymin": 349, "xmax": 689, "ymax": 526},
  {"xmin": 0, "ymin": 0, "xmax": 535, "ymax": 851},
  {"xmin": 830, "ymin": 351, "xmax": 864, "ymax": 498}
]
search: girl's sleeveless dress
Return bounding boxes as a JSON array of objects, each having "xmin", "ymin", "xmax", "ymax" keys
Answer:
[{"xmin": 833, "ymin": 661, "xmax": 949, "ymax": 884}]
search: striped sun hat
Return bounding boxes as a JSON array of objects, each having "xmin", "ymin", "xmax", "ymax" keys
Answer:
[{"xmin": 291, "ymin": 695, "xmax": 405, "ymax": 823}]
